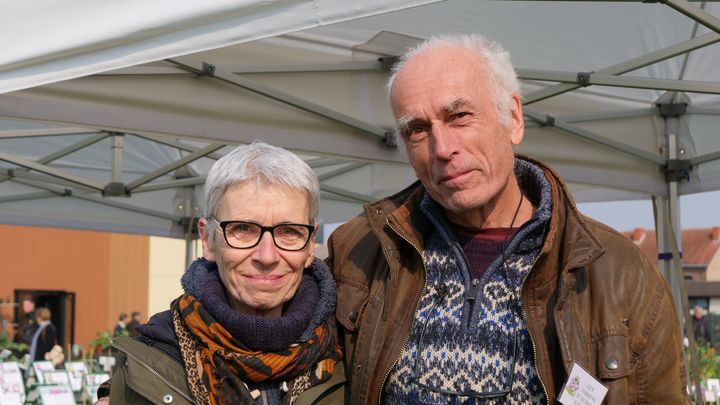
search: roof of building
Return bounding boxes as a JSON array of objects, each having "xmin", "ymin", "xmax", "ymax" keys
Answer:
[{"xmin": 622, "ymin": 227, "xmax": 720, "ymax": 265}]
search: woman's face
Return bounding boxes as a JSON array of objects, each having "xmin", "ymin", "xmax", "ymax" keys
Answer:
[{"xmin": 199, "ymin": 182, "xmax": 315, "ymax": 318}]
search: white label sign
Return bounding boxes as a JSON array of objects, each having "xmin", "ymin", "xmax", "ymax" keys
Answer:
[{"xmin": 558, "ymin": 362, "xmax": 608, "ymax": 405}]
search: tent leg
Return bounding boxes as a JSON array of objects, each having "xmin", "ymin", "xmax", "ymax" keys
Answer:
[
  {"xmin": 185, "ymin": 235, "xmax": 194, "ymax": 270},
  {"xmin": 654, "ymin": 133, "xmax": 702, "ymax": 403}
]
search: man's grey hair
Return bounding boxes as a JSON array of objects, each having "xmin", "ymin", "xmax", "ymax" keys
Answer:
[
  {"xmin": 204, "ymin": 141, "xmax": 320, "ymax": 226},
  {"xmin": 386, "ymin": 33, "xmax": 521, "ymax": 148}
]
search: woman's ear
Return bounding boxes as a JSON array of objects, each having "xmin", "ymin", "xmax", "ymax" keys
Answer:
[{"xmin": 198, "ymin": 217, "xmax": 217, "ymax": 261}]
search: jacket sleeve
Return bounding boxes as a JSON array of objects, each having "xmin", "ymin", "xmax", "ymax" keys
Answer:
[{"xmin": 636, "ymin": 274, "xmax": 690, "ymax": 404}]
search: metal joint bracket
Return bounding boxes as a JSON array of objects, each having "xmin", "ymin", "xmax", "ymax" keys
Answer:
[
  {"xmin": 379, "ymin": 56, "xmax": 399, "ymax": 71},
  {"xmin": 63, "ymin": 189, "xmax": 72, "ymax": 197},
  {"xmin": 201, "ymin": 62, "xmax": 216, "ymax": 77},
  {"xmin": 7, "ymin": 169, "xmax": 14, "ymax": 178},
  {"xmin": 663, "ymin": 159, "xmax": 692, "ymax": 182},
  {"xmin": 542, "ymin": 115, "xmax": 555, "ymax": 127},
  {"xmin": 658, "ymin": 251, "xmax": 681, "ymax": 261},
  {"xmin": 383, "ymin": 130, "xmax": 398, "ymax": 147},
  {"xmin": 102, "ymin": 182, "xmax": 130, "ymax": 197},
  {"xmin": 657, "ymin": 102, "xmax": 687, "ymax": 117},
  {"xmin": 576, "ymin": 72, "xmax": 592, "ymax": 87}
]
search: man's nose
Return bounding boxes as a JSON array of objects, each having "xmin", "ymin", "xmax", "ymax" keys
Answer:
[{"xmin": 431, "ymin": 124, "xmax": 460, "ymax": 160}]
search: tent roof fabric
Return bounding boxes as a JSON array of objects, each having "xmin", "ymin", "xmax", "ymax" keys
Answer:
[{"xmin": 1, "ymin": 0, "xmax": 720, "ymax": 238}]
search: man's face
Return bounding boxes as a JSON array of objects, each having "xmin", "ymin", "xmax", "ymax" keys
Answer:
[{"xmin": 390, "ymin": 47, "xmax": 524, "ymax": 220}]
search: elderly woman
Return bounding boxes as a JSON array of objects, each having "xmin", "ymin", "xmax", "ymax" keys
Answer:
[{"xmin": 100, "ymin": 142, "xmax": 345, "ymax": 404}]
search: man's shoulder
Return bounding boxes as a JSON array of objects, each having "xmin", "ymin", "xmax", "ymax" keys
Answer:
[
  {"xmin": 579, "ymin": 215, "xmax": 663, "ymax": 280},
  {"xmin": 331, "ymin": 180, "xmax": 425, "ymax": 241},
  {"xmin": 585, "ymin": 216, "xmax": 645, "ymax": 249}
]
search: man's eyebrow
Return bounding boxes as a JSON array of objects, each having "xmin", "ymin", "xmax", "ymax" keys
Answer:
[
  {"xmin": 396, "ymin": 115, "xmax": 419, "ymax": 131},
  {"xmin": 441, "ymin": 97, "xmax": 468, "ymax": 114}
]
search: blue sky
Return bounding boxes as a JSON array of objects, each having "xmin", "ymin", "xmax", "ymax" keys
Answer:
[{"xmin": 578, "ymin": 190, "xmax": 720, "ymax": 232}]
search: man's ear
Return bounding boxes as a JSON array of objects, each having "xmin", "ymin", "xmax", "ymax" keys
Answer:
[
  {"xmin": 198, "ymin": 217, "xmax": 216, "ymax": 261},
  {"xmin": 509, "ymin": 93, "xmax": 524, "ymax": 146}
]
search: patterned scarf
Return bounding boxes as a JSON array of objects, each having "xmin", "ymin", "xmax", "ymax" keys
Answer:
[{"xmin": 172, "ymin": 262, "xmax": 342, "ymax": 405}]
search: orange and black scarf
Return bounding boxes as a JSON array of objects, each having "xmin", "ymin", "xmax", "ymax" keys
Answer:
[{"xmin": 172, "ymin": 262, "xmax": 342, "ymax": 405}]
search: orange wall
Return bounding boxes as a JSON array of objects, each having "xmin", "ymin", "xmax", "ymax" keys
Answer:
[{"xmin": 0, "ymin": 224, "xmax": 148, "ymax": 350}]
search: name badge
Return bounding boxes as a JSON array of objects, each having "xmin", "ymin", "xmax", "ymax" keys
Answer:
[{"xmin": 558, "ymin": 361, "xmax": 608, "ymax": 405}]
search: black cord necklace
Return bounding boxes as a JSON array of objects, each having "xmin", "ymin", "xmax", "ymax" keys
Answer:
[{"xmin": 501, "ymin": 192, "xmax": 525, "ymax": 260}]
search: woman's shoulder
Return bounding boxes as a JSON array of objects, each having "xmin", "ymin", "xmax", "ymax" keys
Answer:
[
  {"xmin": 295, "ymin": 362, "xmax": 348, "ymax": 405},
  {"xmin": 133, "ymin": 310, "xmax": 183, "ymax": 364}
]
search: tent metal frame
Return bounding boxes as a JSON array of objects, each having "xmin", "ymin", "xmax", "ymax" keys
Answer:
[{"xmin": 2, "ymin": 1, "xmax": 720, "ymax": 400}]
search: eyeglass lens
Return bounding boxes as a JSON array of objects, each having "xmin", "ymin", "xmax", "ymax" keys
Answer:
[{"xmin": 223, "ymin": 221, "xmax": 311, "ymax": 250}]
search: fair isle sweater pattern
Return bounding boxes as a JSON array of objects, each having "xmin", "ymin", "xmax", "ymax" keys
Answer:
[{"xmin": 383, "ymin": 160, "xmax": 552, "ymax": 404}]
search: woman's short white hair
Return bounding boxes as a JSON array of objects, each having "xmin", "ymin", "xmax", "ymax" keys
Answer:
[
  {"xmin": 387, "ymin": 33, "xmax": 521, "ymax": 147},
  {"xmin": 204, "ymin": 141, "xmax": 320, "ymax": 223}
]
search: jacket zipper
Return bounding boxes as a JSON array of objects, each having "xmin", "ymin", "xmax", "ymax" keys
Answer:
[
  {"xmin": 113, "ymin": 340, "xmax": 196, "ymax": 404},
  {"xmin": 377, "ymin": 219, "xmax": 428, "ymax": 405},
  {"xmin": 520, "ymin": 254, "xmax": 549, "ymax": 401}
]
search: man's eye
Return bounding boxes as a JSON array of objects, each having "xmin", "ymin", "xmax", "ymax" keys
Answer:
[{"xmin": 452, "ymin": 112, "xmax": 470, "ymax": 119}]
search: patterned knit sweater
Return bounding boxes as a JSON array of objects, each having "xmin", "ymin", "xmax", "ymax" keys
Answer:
[{"xmin": 383, "ymin": 159, "xmax": 552, "ymax": 404}]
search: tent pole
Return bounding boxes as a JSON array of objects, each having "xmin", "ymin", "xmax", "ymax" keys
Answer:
[
  {"xmin": 185, "ymin": 235, "xmax": 193, "ymax": 270},
  {"xmin": 655, "ymin": 122, "xmax": 702, "ymax": 403},
  {"xmin": 110, "ymin": 133, "xmax": 124, "ymax": 183}
]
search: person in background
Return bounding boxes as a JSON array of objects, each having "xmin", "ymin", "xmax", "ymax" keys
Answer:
[
  {"xmin": 16, "ymin": 297, "xmax": 38, "ymax": 346},
  {"xmin": 97, "ymin": 142, "xmax": 345, "ymax": 404},
  {"xmin": 692, "ymin": 305, "xmax": 711, "ymax": 344},
  {"xmin": 126, "ymin": 311, "xmax": 142, "ymax": 338},
  {"xmin": 113, "ymin": 312, "xmax": 130, "ymax": 336},
  {"xmin": 327, "ymin": 33, "xmax": 689, "ymax": 404},
  {"xmin": 29, "ymin": 307, "xmax": 56, "ymax": 361}
]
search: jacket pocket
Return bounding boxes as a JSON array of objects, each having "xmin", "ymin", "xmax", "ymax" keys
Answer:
[
  {"xmin": 595, "ymin": 334, "xmax": 637, "ymax": 404},
  {"xmin": 595, "ymin": 334, "xmax": 633, "ymax": 379},
  {"xmin": 336, "ymin": 282, "xmax": 369, "ymax": 333}
]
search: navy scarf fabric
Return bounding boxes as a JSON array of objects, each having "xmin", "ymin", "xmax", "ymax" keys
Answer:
[{"xmin": 180, "ymin": 257, "xmax": 336, "ymax": 351}]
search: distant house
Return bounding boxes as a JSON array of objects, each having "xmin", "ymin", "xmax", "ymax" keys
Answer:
[{"xmin": 623, "ymin": 227, "xmax": 720, "ymax": 316}]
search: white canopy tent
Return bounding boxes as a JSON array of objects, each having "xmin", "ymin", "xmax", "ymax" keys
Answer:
[
  {"xmin": 1, "ymin": 0, "xmax": 719, "ymax": 251},
  {"xmin": 1, "ymin": 0, "xmax": 718, "ymax": 396}
]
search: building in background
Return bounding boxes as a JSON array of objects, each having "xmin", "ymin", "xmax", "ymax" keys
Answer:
[
  {"xmin": 0, "ymin": 224, "xmax": 189, "ymax": 351},
  {"xmin": 625, "ymin": 227, "xmax": 720, "ymax": 345},
  {"xmin": 0, "ymin": 223, "xmax": 326, "ymax": 352}
]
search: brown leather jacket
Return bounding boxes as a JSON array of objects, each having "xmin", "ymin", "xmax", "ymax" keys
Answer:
[{"xmin": 327, "ymin": 158, "xmax": 689, "ymax": 404}]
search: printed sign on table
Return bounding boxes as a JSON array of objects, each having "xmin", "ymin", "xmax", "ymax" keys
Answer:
[
  {"xmin": 32, "ymin": 361, "xmax": 54, "ymax": 385},
  {"xmin": 37, "ymin": 386, "xmax": 75, "ymax": 405},
  {"xmin": 0, "ymin": 362, "xmax": 24, "ymax": 405},
  {"xmin": 64, "ymin": 361, "xmax": 86, "ymax": 392},
  {"xmin": 42, "ymin": 370, "xmax": 70, "ymax": 387},
  {"xmin": 85, "ymin": 373, "xmax": 110, "ymax": 403}
]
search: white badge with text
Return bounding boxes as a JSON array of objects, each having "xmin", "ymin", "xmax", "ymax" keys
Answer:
[{"xmin": 558, "ymin": 362, "xmax": 608, "ymax": 405}]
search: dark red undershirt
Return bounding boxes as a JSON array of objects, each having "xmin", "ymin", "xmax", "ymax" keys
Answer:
[{"xmin": 453, "ymin": 224, "xmax": 519, "ymax": 281}]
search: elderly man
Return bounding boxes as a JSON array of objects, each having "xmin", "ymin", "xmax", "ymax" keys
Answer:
[{"xmin": 327, "ymin": 34, "xmax": 688, "ymax": 404}]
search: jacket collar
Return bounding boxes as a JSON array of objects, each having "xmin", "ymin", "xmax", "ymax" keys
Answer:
[{"xmin": 365, "ymin": 156, "xmax": 605, "ymax": 277}]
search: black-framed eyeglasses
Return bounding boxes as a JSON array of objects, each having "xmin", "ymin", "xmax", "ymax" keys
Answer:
[
  {"xmin": 411, "ymin": 288, "xmax": 518, "ymax": 399},
  {"xmin": 211, "ymin": 218, "xmax": 315, "ymax": 251}
]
